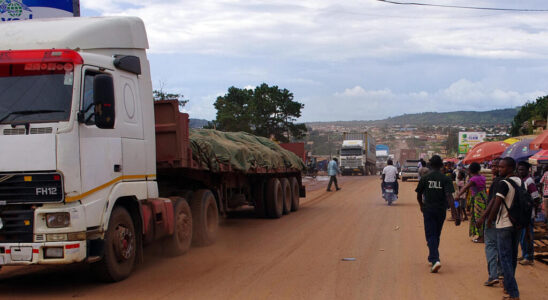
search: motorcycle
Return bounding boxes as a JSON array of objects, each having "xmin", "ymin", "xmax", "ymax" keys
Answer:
[{"xmin": 382, "ymin": 182, "xmax": 398, "ymax": 205}]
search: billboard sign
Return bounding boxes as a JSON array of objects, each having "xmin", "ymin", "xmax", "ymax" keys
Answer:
[
  {"xmin": 1, "ymin": 0, "xmax": 79, "ymax": 22},
  {"xmin": 458, "ymin": 131, "xmax": 486, "ymax": 154}
]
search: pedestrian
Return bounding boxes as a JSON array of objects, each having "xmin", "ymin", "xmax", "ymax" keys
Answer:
[
  {"xmin": 540, "ymin": 165, "xmax": 548, "ymax": 225},
  {"xmin": 415, "ymin": 155, "xmax": 460, "ymax": 273},
  {"xmin": 517, "ymin": 161, "xmax": 539, "ymax": 266},
  {"xmin": 457, "ymin": 162, "xmax": 487, "ymax": 243},
  {"xmin": 486, "ymin": 157, "xmax": 520, "ymax": 300},
  {"xmin": 382, "ymin": 159, "xmax": 399, "ymax": 196},
  {"xmin": 476, "ymin": 158, "xmax": 503, "ymax": 287},
  {"xmin": 456, "ymin": 169, "xmax": 468, "ymax": 221},
  {"xmin": 326, "ymin": 157, "xmax": 341, "ymax": 192}
]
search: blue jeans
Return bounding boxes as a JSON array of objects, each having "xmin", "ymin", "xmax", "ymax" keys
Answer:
[
  {"xmin": 519, "ymin": 221, "xmax": 534, "ymax": 260},
  {"xmin": 497, "ymin": 227, "xmax": 520, "ymax": 298},
  {"xmin": 423, "ymin": 211, "xmax": 446, "ymax": 263},
  {"xmin": 484, "ymin": 225, "xmax": 502, "ymax": 280}
]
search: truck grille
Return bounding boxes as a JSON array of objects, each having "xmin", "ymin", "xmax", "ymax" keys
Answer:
[
  {"xmin": 342, "ymin": 159, "xmax": 361, "ymax": 168},
  {"xmin": 0, "ymin": 207, "xmax": 34, "ymax": 243},
  {"xmin": 0, "ymin": 173, "xmax": 64, "ymax": 204}
]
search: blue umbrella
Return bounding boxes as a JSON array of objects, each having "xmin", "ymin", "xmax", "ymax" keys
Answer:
[{"xmin": 500, "ymin": 139, "xmax": 539, "ymax": 163}]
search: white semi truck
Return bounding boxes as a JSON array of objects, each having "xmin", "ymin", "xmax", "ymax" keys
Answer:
[
  {"xmin": 0, "ymin": 17, "xmax": 304, "ymax": 282},
  {"xmin": 339, "ymin": 132, "xmax": 376, "ymax": 175}
]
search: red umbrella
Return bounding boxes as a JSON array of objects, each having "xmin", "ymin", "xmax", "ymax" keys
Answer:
[
  {"xmin": 530, "ymin": 130, "xmax": 548, "ymax": 151},
  {"xmin": 529, "ymin": 149, "xmax": 548, "ymax": 165},
  {"xmin": 462, "ymin": 141, "xmax": 510, "ymax": 164}
]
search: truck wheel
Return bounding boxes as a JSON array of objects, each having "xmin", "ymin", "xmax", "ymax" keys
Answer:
[
  {"xmin": 190, "ymin": 190, "xmax": 219, "ymax": 246},
  {"xmin": 163, "ymin": 197, "xmax": 193, "ymax": 256},
  {"xmin": 266, "ymin": 178, "xmax": 283, "ymax": 218},
  {"xmin": 280, "ymin": 178, "xmax": 291, "ymax": 215},
  {"xmin": 253, "ymin": 180, "xmax": 266, "ymax": 218},
  {"xmin": 92, "ymin": 206, "xmax": 136, "ymax": 282},
  {"xmin": 290, "ymin": 177, "xmax": 300, "ymax": 212}
]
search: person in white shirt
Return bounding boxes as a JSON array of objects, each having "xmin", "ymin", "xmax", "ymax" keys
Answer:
[
  {"xmin": 486, "ymin": 157, "xmax": 520, "ymax": 300},
  {"xmin": 382, "ymin": 159, "xmax": 399, "ymax": 195}
]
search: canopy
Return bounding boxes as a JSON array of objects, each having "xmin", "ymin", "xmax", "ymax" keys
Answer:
[
  {"xmin": 500, "ymin": 139, "xmax": 538, "ymax": 163},
  {"xmin": 462, "ymin": 141, "xmax": 509, "ymax": 164},
  {"xmin": 503, "ymin": 137, "xmax": 520, "ymax": 145},
  {"xmin": 530, "ymin": 130, "xmax": 548, "ymax": 151},
  {"xmin": 529, "ymin": 150, "xmax": 548, "ymax": 165}
]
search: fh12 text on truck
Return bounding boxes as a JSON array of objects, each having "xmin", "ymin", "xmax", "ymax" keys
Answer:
[{"xmin": 0, "ymin": 17, "xmax": 305, "ymax": 282}]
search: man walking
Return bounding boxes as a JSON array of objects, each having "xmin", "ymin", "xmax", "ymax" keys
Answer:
[
  {"xmin": 477, "ymin": 158, "xmax": 503, "ymax": 286},
  {"xmin": 382, "ymin": 159, "xmax": 399, "ymax": 196},
  {"xmin": 487, "ymin": 157, "xmax": 520, "ymax": 300},
  {"xmin": 517, "ymin": 161, "xmax": 539, "ymax": 266},
  {"xmin": 415, "ymin": 155, "xmax": 460, "ymax": 273},
  {"xmin": 327, "ymin": 157, "xmax": 341, "ymax": 192}
]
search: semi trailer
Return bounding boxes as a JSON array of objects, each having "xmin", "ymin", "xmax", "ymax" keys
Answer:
[{"xmin": 0, "ymin": 17, "xmax": 305, "ymax": 282}]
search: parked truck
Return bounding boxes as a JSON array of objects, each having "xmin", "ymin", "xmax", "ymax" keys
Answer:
[
  {"xmin": 375, "ymin": 144, "xmax": 390, "ymax": 174},
  {"xmin": 339, "ymin": 132, "xmax": 376, "ymax": 175},
  {"xmin": 0, "ymin": 17, "xmax": 305, "ymax": 282},
  {"xmin": 399, "ymin": 149, "xmax": 418, "ymax": 165}
]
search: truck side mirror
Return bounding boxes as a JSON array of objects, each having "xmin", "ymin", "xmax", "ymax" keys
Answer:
[{"xmin": 93, "ymin": 74, "xmax": 115, "ymax": 129}]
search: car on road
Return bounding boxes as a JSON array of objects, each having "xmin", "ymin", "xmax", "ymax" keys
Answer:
[{"xmin": 401, "ymin": 159, "xmax": 420, "ymax": 181}]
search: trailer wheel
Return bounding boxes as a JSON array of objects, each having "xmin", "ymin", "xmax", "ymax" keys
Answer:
[
  {"xmin": 163, "ymin": 197, "xmax": 193, "ymax": 256},
  {"xmin": 290, "ymin": 177, "xmax": 300, "ymax": 212},
  {"xmin": 190, "ymin": 190, "xmax": 219, "ymax": 246},
  {"xmin": 91, "ymin": 206, "xmax": 136, "ymax": 282},
  {"xmin": 253, "ymin": 180, "xmax": 267, "ymax": 218},
  {"xmin": 280, "ymin": 178, "xmax": 291, "ymax": 215},
  {"xmin": 266, "ymin": 178, "xmax": 283, "ymax": 218}
]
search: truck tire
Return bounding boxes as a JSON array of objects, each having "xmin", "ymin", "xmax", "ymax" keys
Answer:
[
  {"xmin": 163, "ymin": 197, "xmax": 193, "ymax": 256},
  {"xmin": 91, "ymin": 206, "xmax": 136, "ymax": 282},
  {"xmin": 266, "ymin": 178, "xmax": 283, "ymax": 218},
  {"xmin": 253, "ymin": 180, "xmax": 267, "ymax": 218},
  {"xmin": 280, "ymin": 178, "xmax": 291, "ymax": 215},
  {"xmin": 290, "ymin": 177, "xmax": 300, "ymax": 212},
  {"xmin": 190, "ymin": 189, "xmax": 219, "ymax": 246}
]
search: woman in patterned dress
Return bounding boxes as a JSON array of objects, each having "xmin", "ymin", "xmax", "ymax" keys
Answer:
[{"xmin": 456, "ymin": 162, "xmax": 487, "ymax": 243}]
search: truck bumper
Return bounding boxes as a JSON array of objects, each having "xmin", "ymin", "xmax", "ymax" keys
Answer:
[{"xmin": 0, "ymin": 241, "xmax": 86, "ymax": 266}]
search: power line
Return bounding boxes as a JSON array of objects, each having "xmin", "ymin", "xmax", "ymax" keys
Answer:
[{"xmin": 377, "ymin": 0, "xmax": 548, "ymax": 12}]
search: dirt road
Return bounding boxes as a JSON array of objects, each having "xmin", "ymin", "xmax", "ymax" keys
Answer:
[{"xmin": 1, "ymin": 177, "xmax": 547, "ymax": 299}]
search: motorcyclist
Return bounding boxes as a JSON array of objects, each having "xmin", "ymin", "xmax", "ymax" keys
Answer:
[{"xmin": 382, "ymin": 159, "xmax": 399, "ymax": 197}]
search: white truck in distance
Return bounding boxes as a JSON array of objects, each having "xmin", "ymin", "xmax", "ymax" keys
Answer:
[
  {"xmin": 339, "ymin": 132, "xmax": 376, "ymax": 176},
  {"xmin": 0, "ymin": 17, "xmax": 305, "ymax": 282}
]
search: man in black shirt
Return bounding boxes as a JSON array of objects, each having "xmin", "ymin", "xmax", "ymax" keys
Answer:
[{"xmin": 415, "ymin": 155, "xmax": 460, "ymax": 273}]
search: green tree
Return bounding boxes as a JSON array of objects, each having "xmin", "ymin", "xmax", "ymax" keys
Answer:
[
  {"xmin": 510, "ymin": 95, "xmax": 548, "ymax": 136},
  {"xmin": 211, "ymin": 83, "xmax": 307, "ymax": 142}
]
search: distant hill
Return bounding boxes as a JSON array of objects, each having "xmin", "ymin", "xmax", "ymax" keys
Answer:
[
  {"xmin": 307, "ymin": 108, "xmax": 518, "ymax": 126},
  {"xmin": 189, "ymin": 118, "xmax": 210, "ymax": 128}
]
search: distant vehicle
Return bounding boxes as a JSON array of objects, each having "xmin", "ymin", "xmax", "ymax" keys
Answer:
[
  {"xmin": 399, "ymin": 149, "xmax": 418, "ymax": 166},
  {"xmin": 401, "ymin": 159, "xmax": 420, "ymax": 181},
  {"xmin": 382, "ymin": 182, "xmax": 397, "ymax": 205},
  {"xmin": 339, "ymin": 132, "xmax": 376, "ymax": 176},
  {"xmin": 376, "ymin": 144, "xmax": 389, "ymax": 174}
]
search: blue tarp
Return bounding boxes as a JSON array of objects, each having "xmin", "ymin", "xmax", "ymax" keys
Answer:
[{"xmin": 500, "ymin": 139, "xmax": 538, "ymax": 163}]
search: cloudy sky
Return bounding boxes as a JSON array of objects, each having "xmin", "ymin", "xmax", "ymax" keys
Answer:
[{"xmin": 81, "ymin": 0, "xmax": 548, "ymax": 122}]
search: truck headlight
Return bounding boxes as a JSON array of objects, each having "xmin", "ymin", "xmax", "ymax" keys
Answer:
[{"xmin": 46, "ymin": 212, "xmax": 70, "ymax": 228}]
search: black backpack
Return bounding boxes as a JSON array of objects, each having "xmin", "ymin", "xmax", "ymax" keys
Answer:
[{"xmin": 500, "ymin": 179, "xmax": 534, "ymax": 229}]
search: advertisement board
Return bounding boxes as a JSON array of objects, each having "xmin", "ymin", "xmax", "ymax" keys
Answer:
[
  {"xmin": 458, "ymin": 131, "xmax": 486, "ymax": 154},
  {"xmin": 1, "ymin": 0, "xmax": 79, "ymax": 21}
]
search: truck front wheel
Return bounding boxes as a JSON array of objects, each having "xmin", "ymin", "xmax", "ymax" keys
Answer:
[
  {"xmin": 92, "ymin": 206, "xmax": 136, "ymax": 282},
  {"xmin": 163, "ymin": 197, "xmax": 193, "ymax": 256},
  {"xmin": 190, "ymin": 190, "xmax": 219, "ymax": 246},
  {"xmin": 266, "ymin": 178, "xmax": 283, "ymax": 218}
]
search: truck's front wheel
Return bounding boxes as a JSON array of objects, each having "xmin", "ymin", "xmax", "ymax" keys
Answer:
[
  {"xmin": 191, "ymin": 190, "xmax": 219, "ymax": 246},
  {"xmin": 92, "ymin": 206, "xmax": 136, "ymax": 282}
]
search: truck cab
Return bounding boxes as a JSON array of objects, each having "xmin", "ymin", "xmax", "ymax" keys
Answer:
[
  {"xmin": 339, "ymin": 140, "xmax": 366, "ymax": 175},
  {"xmin": 0, "ymin": 17, "xmax": 157, "ymax": 278}
]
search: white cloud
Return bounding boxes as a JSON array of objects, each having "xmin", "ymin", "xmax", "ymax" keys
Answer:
[
  {"xmin": 81, "ymin": 0, "xmax": 548, "ymax": 60},
  {"xmin": 301, "ymin": 79, "xmax": 546, "ymax": 121}
]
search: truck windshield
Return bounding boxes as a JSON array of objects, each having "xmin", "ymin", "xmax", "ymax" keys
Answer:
[
  {"xmin": 0, "ymin": 63, "xmax": 73, "ymax": 124},
  {"xmin": 340, "ymin": 148, "xmax": 362, "ymax": 156}
]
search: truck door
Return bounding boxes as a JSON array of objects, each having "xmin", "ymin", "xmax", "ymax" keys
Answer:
[{"xmin": 79, "ymin": 67, "xmax": 122, "ymax": 226}]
